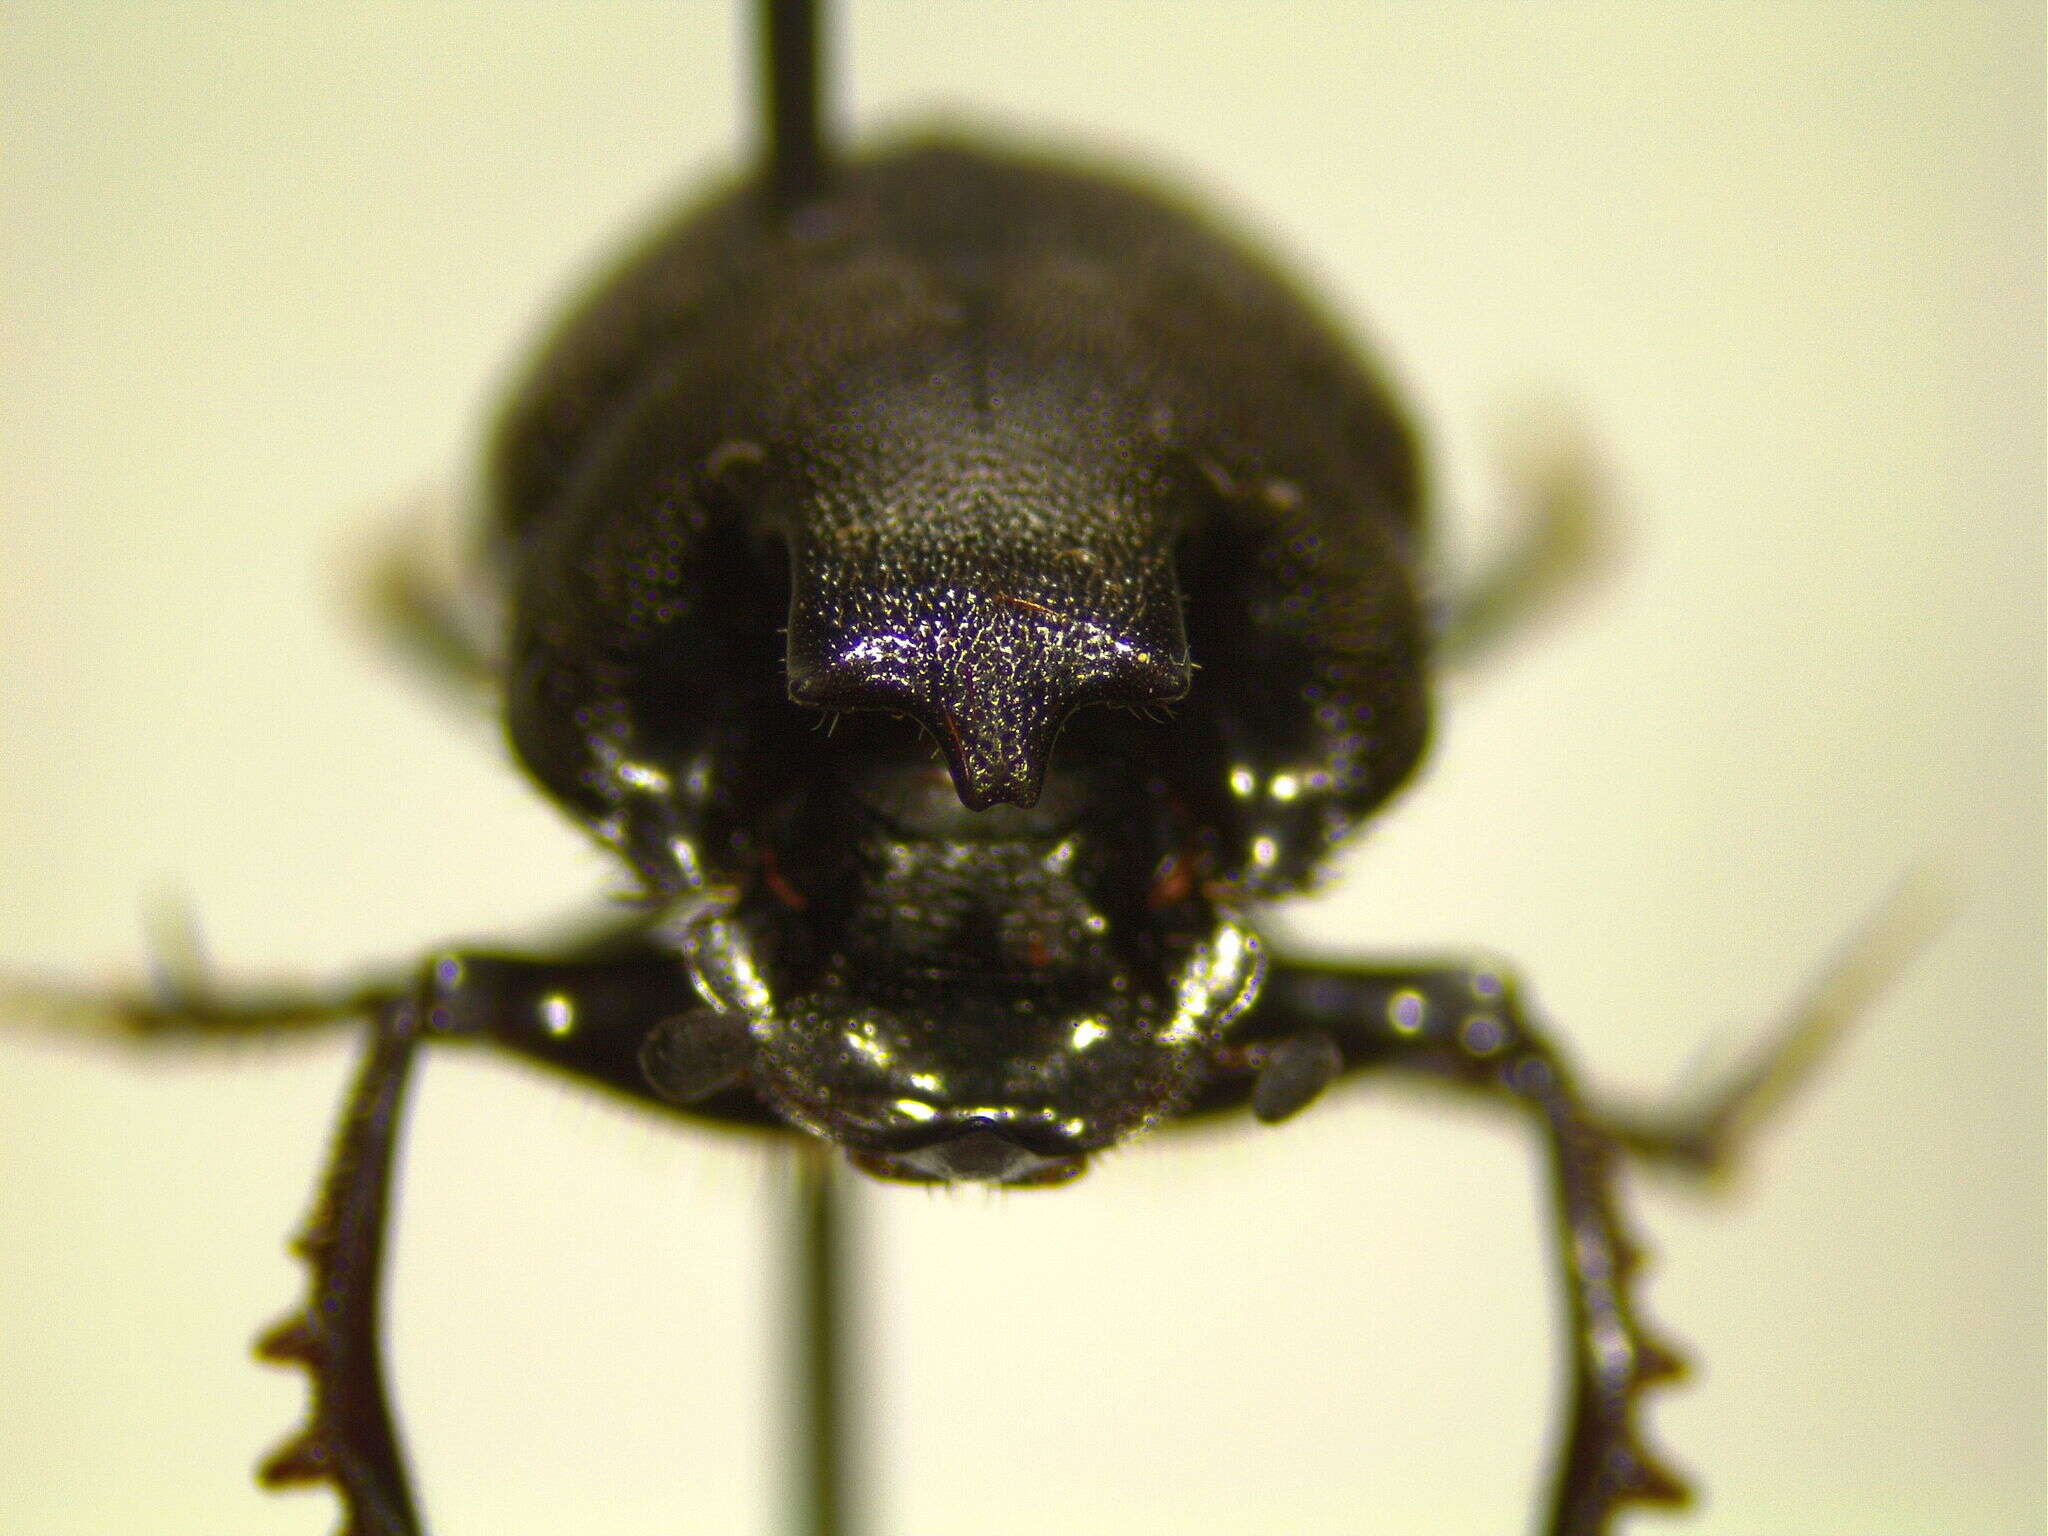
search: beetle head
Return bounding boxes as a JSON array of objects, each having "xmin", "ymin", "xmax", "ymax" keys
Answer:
[{"xmin": 675, "ymin": 788, "xmax": 1264, "ymax": 1185}]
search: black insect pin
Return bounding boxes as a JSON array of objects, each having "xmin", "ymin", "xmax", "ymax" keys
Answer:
[{"xmin": 16, "ymin": 4, "xmax": 1938, "ymax": 1535}]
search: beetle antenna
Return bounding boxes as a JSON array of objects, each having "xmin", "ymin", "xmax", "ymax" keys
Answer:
[{"xmin": 760, "ymin": 0, "xmax": 831, "ymax": 211}]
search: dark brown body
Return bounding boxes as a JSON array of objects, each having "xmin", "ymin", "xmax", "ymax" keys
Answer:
[
  {"xmin": 23, "ymin": 20, "xmax": 1836, "ymax": 1531},
  {"xmin": 493, "ymin": 141, "xmax": 1431, "ymax": 895}
]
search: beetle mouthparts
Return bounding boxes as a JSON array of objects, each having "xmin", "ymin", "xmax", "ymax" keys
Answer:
[{"xmin": 850, "ymin": 1121, "xmax": 1087, "ymax": 1187}]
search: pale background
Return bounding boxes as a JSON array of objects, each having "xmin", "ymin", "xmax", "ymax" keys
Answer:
[{"xmin": 1, "ymin": 5, "xmax": 2039, "ymax": 1535}]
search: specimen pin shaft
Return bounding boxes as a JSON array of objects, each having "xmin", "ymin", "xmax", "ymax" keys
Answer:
[
  {"xmin": 786, "ymin": 1142, "xmax": 859, "ymax": 1536},
  {"xmin": 761, "ymin": 0, "xmax": 829, "ymax": 209}
]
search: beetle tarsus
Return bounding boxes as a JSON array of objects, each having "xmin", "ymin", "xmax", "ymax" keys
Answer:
[{"xmin": 1598, "ymin": 869, "xmax": 1950, "ymax": 1177}]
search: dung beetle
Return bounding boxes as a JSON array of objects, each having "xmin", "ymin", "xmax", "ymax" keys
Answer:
[{"xmin": 8, "ymin": 3, "xmax": 2039, "ymax": 1536}]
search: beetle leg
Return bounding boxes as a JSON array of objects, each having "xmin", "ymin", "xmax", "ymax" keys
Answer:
[
  {"xmin": 1240, "ymin": 961, "xmax": 1688, "ymax": 1536},
  {"xmin": 257, "ymin": 998, "xmax": 424, "ymax": 1536},
  {"xmin": 359, "ymin": 518, "xmax": 501, "ymax": 711},
  {"xmin": 1595, "ymin": 870, "xmax": 1947, "ymax": 1174},
  {"xmin": 0, "ymin": 966, "xmax": 402, "ymax": 1044},
  {"xmin": 416, "ymin": 939, "xmax": 781, "ymax": 1129},
  {"xmin": 1436, "ymin": 416, "xmax": 1611, "ymax": 671},
  {"xmin": 191, "ymin": 936, "xmax": 775, "ymax": 1536}
]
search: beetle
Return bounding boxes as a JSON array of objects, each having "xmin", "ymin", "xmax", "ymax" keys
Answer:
[{"xmin": 8, "ymin": 3, "xmax": 2039, "ymax": 1536}]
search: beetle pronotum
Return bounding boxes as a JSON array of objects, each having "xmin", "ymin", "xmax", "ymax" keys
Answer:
[{"xmin": 1, "ymin": 6, "xmax": 2037, "ymax": 1535}]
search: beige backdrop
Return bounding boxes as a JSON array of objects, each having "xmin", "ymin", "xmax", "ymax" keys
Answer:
[{"xmin": 2, "ymin": 5, "xmax": 2040, "ymax": 1535}]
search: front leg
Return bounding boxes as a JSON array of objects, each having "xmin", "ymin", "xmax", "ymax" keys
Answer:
[
  {"xmin": 1235, "ymin": 961, "xmax": 1687, "ymax": 1536},
  {"xmin": 256, "ymin": 996, "xmax": 424, "ymax": 1536},
  {"xmin": 104, "ymin": 928, "xmax": 782, "ymax": 1536},
  {"xmin": 1213, "ymin": 879, "xmax": 1939, "ymax": 1533},
  {"xmin": 416, "ymin": 937, "xmax": 775, "ymax": 1130}
]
